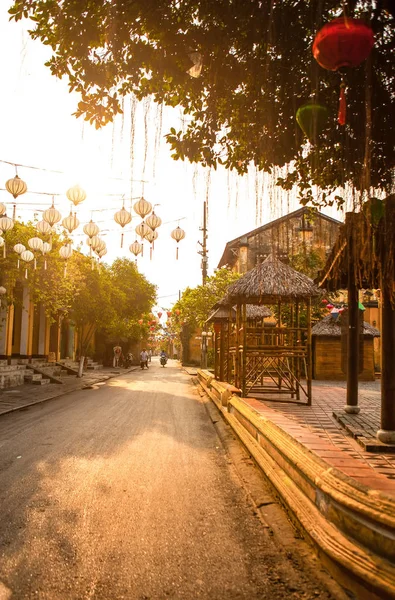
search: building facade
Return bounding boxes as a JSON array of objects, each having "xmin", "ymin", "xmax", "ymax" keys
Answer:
[{"xmin": 217, "ymin": 207, "xmax": 342, "ymax": 275}]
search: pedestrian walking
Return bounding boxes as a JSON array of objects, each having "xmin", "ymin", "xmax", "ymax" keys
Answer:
[
  {"xmin": 113, "ymin": 344, "xmax": 122, "ymax": 367},
  {"xmin": 140, "ymin": 348, "xmax": 149, "ymax": 369}
]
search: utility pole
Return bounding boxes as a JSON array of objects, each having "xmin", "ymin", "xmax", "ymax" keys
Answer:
[
  {"xmin": 198, "ymin": 200, "xmax": 208, "ymax": 285},
  {"xmin": 198, "ymin": 201, "xmax": 209, "ymax": 367}
]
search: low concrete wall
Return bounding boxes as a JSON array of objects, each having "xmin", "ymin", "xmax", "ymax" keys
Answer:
[
  {"xmin": 196, "ymin": 369, "xmax": 395, "ymax": 600},
  {"xmin": 0, "ymin": 365, "xmax": 26, "ymax": 389}
]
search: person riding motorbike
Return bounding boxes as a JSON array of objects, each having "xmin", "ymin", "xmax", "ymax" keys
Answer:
[{"xmin": 160, "ymin": 350, "xmax": 167, "ymax": 367}]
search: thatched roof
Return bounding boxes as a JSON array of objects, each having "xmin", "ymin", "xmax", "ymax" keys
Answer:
[
  {"xmin": 312, "ymin": 315, "xmax": 380, "ymax": 337},
  {"xmin": 206, "ymin": 304, "xmax": 272, "ymax": 323},
  {"xmin": 226, "ymin": 254, "xmax": 321, "ymax": 304}
]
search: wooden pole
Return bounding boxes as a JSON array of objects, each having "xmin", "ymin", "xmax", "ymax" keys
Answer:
[
  {"xmin": 377, "ymin": 197, "xmax": 395, "ymax": 443},
  {"xmin": 242, "ymin": 303, "xmax": 247, "ymax": 397},
  {"xmin": 345, "ymin": 212, "xmax": 360, "ymax": 414},
  {"xmin": 219, "ymin": 322, "xmax": 225, "ymax": 382},
  {"xmin": 306, "ymin": 298, "xmax": 312, "ymax": 406},
  {"xmin": 235, "ymin": 304, "xmax": 240, "ymax": 389}
]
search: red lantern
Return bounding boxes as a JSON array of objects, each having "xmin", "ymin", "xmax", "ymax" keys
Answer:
[
  {"xmin": 313, "ymin": 17, "xmax": 374, "ymax": 126},
  {"xmin": 312, "ymin": 17, "xmax": 374, "ymax": 71},
  {"xmin": 326, "ymin": 303, "xmax": 334, "ymax": 310},
  {"xmin": 175, "ymin": 309, "xmax": 180, "ymax": 316},
  {"xmin": 150, "ymin": 326, "xmax": 155, "ymax": 331},
  {"xmin": 322, "ymin": 299, "xmax": 328, "ymax": 304},
  {"xmin": 167, "ymin": 311, "xmax": 171, "ymax": 318},
  {"xmin": 158, "ymin": 312, "xmax": 162, "ymax": 319},
  {"xmin": 138, "ymin": 319, "xmax": 143, "ymax": 325}
]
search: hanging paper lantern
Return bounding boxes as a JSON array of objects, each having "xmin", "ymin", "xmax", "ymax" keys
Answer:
[
  {"xmin": 20, "ymin": 250, "xmax": 34, "ymax": 278},
  {"xmin": 138, "ymin": 319, "xmax": 144, "ymax": 325},
  {"xmin": 28, "ymin": 237, "xmax": 44, "ymax": 269},
  {"xmin": 326, "ymin": 303, "xmax": 334, "ymax": 310},
  {"xmin": 145, "ymin": 229, "xmax": 158, "ymax": 260},
  {"xmin": 59, "ymin": 244, "xmax": 73, "ymax": 277},
  {"xmin": 135, "ymin": 221, "xmax": 152, "ymax": 240},
  {"xmin": 0, "ymin": 285, "xmax": 6, "ymax": 308},
  {"xmin": 313, "ymin": 17, "xmax": 374, "ymax": 71},
  {"xmin": 167, "ymin": 311, "xmax": 172, "ymax": 318},
  {"xmin": 94, "ymin": 239, "xmax": 106, "ymax": 255},
  {"xmin": 42, "ymin": 241, "xmax": 51, "ymax": 270},
  {"xmin": 13, "ymin": 243, "xmax": 25, "ymax": 268},
  {"xmin": 114, "ymin": 206, "xmax": 132, "ymax": 248},
  {"xmin": 296, "ymin": 102, "xmax": 328, "ymax": 141},
  {"xmin": 62, "ymin": 211, "xmax": 80, "ymax": 234},
  {"xmin": 133, "ymin": 197, "xmax": 152, "ymax": 219},
  {"xmin": 175, "ymin": 309, "xmax": 180, "ymax": 316},
  {"xmin": 171, "ymin": 226, "xmax": 186, "ymax": 260},
  {"xmin": 146, "ymin": 211, "xmax": 162, "ymax": 231},
  {"xmin": 36, "ymin": 220, "xmax": 52, "ymax": 235},
  {"xmin": 87, "ymin": 235, "xmax": 102, "ymax": 251},
  {"xmin": 0, "ymin": 216, "xmax": 14, "ymax": 258},
  {"xmin": 321, "ymin": 299, "xmax": 328, "ymax": 304},
  {"xmin": 0, "ymin": 203, "xmax": 6, "ymax": 216},
  {"xmin": 5, "ymin": 175, "xmax": 27, "ymax": 199},
  {"xmin": 312, "ymin": 17, "xmax": 374, "ymax": 126},
  {"xmin": 83, "ymin": 220, "xmax": 100, "ymax": 239},
  {"xmin": 157, "ymin": 312, "xmax": 162, "ymax": 319},
  {"xmin": 43, "ymin": 201, "xmax": 61, "ymax": 228},
  {"xmin": 129, "ymin": 240, "xmax": 143, "ymax": 262},
  {"xmin": 66, "ymin": 184, "xmax": 86, "ymax": 206}
]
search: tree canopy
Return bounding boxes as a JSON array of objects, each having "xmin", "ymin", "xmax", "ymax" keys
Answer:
[
  {"xmin": 0, "ymin": 222, "xmax": 157, "ymax": 353},
  {"xmin": 169, "ymin": 267, "xmax": 240, "ymax": 332},
  {"xmin": 9, "ymin": 0, "xmax": 395, "ymax": 206}
]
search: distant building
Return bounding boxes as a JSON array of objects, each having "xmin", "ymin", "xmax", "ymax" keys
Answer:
[{"xmin": 217, "ymin": 207, "xmax": 342, "ymax": 276}]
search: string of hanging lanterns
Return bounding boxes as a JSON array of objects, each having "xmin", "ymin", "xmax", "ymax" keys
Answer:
[{"xmin": 0, "ymin": 166, "xmax": 187, "ymax": 272}]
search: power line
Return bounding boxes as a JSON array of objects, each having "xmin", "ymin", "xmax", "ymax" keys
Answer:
[{"xmin": 0, "ymin": 158, "xmax": 148, "ymax": 183}]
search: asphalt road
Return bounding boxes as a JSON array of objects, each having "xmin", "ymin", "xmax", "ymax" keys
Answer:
[{"xmin": 0, "ymin": 359, "xmax": 346, "ymax": 600}]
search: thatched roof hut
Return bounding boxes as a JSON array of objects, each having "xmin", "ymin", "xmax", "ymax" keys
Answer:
[
  {"xmin": 312, "ymin": 315, "xmax": 380, "ymax": 337},
  {"xmin": 206, "ymin": 304, "xmax": 272, "ymax": 323},
  {"xmin": 226, "ymin": 254, "xmax": 321, "ymax": 304}
]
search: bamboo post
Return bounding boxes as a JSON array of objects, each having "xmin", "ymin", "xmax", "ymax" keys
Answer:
[
  {"xmin": 219, "ymin": 322, "xmax": 225, "ymax": 382},
  {"xmin": 295, "ymin": 301, "xmax": 300, "ymax": 400},
  {"xmin": 227, "ymin": 305, "xmax": 232, "ymax": 384},
  {"xmin": 345, "ymin": 212, "xmax": 360, "ymax": 414},
  {"xmin": 235, "ymin": 304, "xmax": 240, "ymax": 389},
  {"xmin": 242, "ymin": 302, "xmax": 247, "ymax": 397},
  {"xmin": 306, "ymin": 298, "xmax": 312, "ymax": 406},
  {"xmin": 377, "ymin": 196, "xmax": 395, "ymax": 443}
]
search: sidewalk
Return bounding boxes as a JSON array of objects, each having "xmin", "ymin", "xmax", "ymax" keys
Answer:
[
  {"xmin": 0, "ymin": 366, "xmax": 138, "ymax": 416},
  {"xmin": 244, "ymin": 379, "xmax": 395, "ymax": 495}
]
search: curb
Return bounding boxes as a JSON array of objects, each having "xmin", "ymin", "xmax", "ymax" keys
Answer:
[
  {"xmin": 195, "ymin": 369, "xmax": 395, "ymax": 600},
  {"xmin": 0, "ymin": 367, "xmax": 139, "ymax": 418}
]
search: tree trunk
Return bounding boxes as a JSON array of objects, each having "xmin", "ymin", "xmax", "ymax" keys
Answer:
[{"xmin": 77, "ymin": 355, "xmax": 85, "ymax": 378}]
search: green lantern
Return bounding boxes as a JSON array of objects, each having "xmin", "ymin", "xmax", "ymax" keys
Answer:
[{"xmin": 296, "ymin": 102, "xmax": 328, "ymax": 141}]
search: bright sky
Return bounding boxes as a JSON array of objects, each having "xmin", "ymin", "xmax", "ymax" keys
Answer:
[{"xmin": 0, "ymin": 6, "xmax": 343, "ymax": 309}]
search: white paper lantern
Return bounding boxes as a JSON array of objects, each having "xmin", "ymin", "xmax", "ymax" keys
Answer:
[
  {"xmin": 5, "ymin": 175, "xmax": 27, "ymax": 199},
  {"xmin": 146, "ymin": 229, "xmax": 158, "ymax": 260},
  {"xmin": 42, "ymin": 242, "xmax": 51, "ymax": 270},
  {"xmin": 66, "ymin": 184, "xmax": 86, "ymax": 206},
  {"xmin": 133, "ymin": 197, "xmax": 152, "ymax": 219},
  {"xmin": 129, "ymin": 240, "xmax": 143, "ymax": 261},
  {"xmin": 0, "ymin": 203, "xmax": 6, "ymax": 216},
  {"xmin": 43, "ymin": 202, "xmax": 61, "ymax": 227},
  {"xmin": 135, "ymin": 221, "xmax": 152, "ymax": 240},
  {"xmin": 146, "ymin": 211, "xmax": 162, "ymax": 231},
  {"xmin": 59, "ymin": 244, "xmax": 73, "ymax": 276},
  {"xmin": 28, "ymin": 237, "xmax": 44, "ymax": 269},
  {"xmin": 14, "ymin": 242, "xmax": 25, "ymax": 268},
  {"xmin": 20, "ymin": 250, "xmax": 34, "ymax": 278},
  {"xmin": 62, "ymin": 211, "xmax": 80, "ymax": 234},
  {"xmin": 0, "ymin": 216, "xmax": 14, "ymax": 258},
  {"xmin": 83, "ymin": 220, "xmax": 99, "ymax": 238},
  {"xmin": 171, "ymin": 226, "xmax": 186, "ymax": 260},
  {"xmin": 36, "ymin": 220, "xmax": 52, "ymax": 235},
  {"xmin": 114, "ymin": 206, "xmax": 132, "ymax": 248},
  {"xmin": 0, "ymin": 285, "xmax": 6, "ymax": 308}
]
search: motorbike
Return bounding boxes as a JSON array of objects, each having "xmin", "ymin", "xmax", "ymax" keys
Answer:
[{"xmin": 160, "ymin": 356, "xmax": 167, "ymax": 367}]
